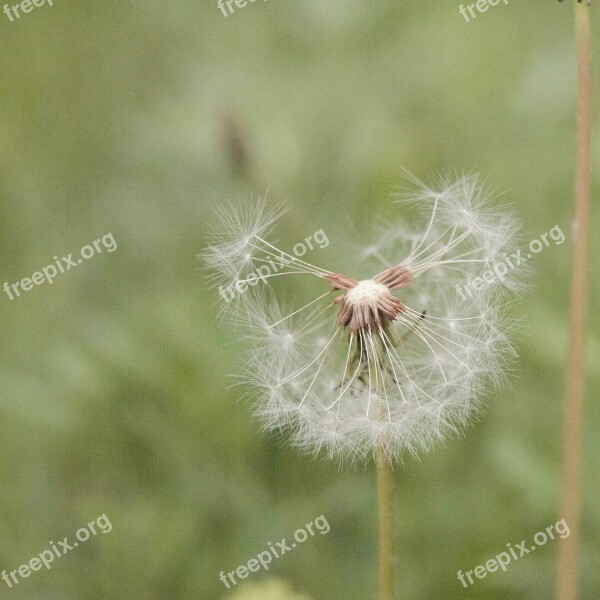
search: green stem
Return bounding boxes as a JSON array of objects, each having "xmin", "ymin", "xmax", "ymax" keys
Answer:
[
  {"xmin": 556, "ymin": 4, "xmax": 592, "ymax": 600},
  {"xmin": 377, "ymin": 452, "xmax": 394, "ymax": 600}
]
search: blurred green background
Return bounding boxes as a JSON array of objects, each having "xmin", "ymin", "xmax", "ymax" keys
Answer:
[{"xmin": 0, "ymin": 1, "xmax": 599, "ymax": 598}]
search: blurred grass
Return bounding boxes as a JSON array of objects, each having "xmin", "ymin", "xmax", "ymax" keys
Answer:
[{"xmin": 0, "ymin": 1, "xmax": 599, "ymax": 599}]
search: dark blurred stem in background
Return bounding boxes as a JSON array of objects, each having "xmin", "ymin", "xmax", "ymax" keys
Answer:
[
  {"xmin": 377, "ymin": 454, "xmax": 395, "ymax": 600},
  {"xmin": 556, "ymin": 3, "xmax": 593, "ymax": 600},
  {"xmin": 219, "ymin": 109, "xmax": 265, "ymax": 191}
]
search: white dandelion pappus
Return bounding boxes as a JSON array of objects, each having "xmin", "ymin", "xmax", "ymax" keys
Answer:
[{"xmin": 202, "ymin": 174, "xmax": 521, "ymax": 464}]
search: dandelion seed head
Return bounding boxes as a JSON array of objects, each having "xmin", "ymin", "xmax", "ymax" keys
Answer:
[{"xmin": 203, "ymin": 174, "xmax": 522, "ymax": 464}]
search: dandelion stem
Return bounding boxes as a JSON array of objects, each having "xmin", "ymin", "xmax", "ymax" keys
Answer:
[
  {"xmin": 376, "ymin": 452, "xmax": 395, "ymax": 600},
  {"xmin": 556, "ymin": 4, "xmax": 592, "ymax": 600}
]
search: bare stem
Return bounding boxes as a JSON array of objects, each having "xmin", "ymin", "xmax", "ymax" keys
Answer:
[
  {"xmin": 377, "ymin": 453, "xmax": 395, "ymax": 600},
  {"xmin": 556, "ymin": 4, "xmax": 593, "ymax": 600}
]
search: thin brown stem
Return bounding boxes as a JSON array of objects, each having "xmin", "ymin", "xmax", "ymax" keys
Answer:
[
  {"xmin": 377, "ymin": 453, "xmax": 395, "ymax": 600},
  {"xmin": 556, "ymin": 4, "xmax": 593, "ymax": 600}
]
